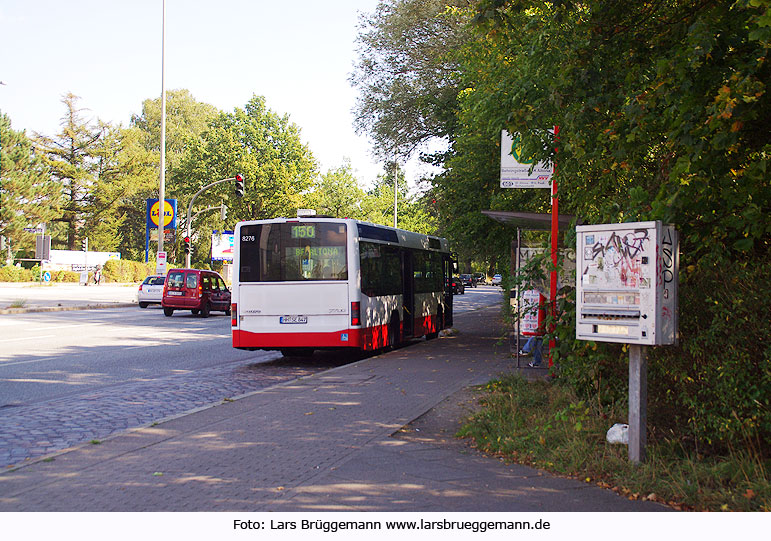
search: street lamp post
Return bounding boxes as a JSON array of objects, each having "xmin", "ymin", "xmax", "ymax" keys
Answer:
[{"xmin": 157, "ymin": 0, "xmax": 167, "ymax": 257}]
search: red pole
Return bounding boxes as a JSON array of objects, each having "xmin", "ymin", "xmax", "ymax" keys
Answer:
[{"xmin": 548, "ymin": 126, "xmax": 560, "ymax": 368}]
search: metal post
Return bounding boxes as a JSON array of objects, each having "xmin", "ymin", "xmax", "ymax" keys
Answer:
[
  {"xmin": 185, "ymin": 178, "xmax": 236, "ymax": 268},
  {"xmin": 83, "ymin": 237, "xmax": 88, "ymax": 286},
  {"xmin": 629, "ymin": 344, "xmax": 648, "ymax": 463},
  {"xmin": 157, "ymin": 0, "xmax": 167, "ymax": 256},
  {"xmin": 548, "ymin": 126, "xmax": 560, "ymax": 368},
  {"xmin": 516, "ymin": 227, "xmax": 521, "ymax": 367},
  {"xmin": 393, "ymin": 163, "xmax": 398, "ymax": 228}
]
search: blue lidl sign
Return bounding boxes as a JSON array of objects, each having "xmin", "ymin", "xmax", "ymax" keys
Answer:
[{"xmin": 146, "ymin": 199, "xmax": 177, "ymax": 230}]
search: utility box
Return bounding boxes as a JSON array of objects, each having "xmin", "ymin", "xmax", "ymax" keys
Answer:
[{"xmin": 576, "ymin": 221, "xmax": 678, "ymax": 345}]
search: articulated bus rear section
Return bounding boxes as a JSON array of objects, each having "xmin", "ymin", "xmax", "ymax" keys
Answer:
[{"xmin": 231, "ymin": 218, "xmax": 453, "ymax": 356}]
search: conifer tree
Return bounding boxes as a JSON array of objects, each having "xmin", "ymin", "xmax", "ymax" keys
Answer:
[
  {"xmin": 0, "ymin": 112, "xmax": 58, "ymax": 263},
  {"xmin": 32, "ymin": 93, "xmax": 103, "ymax": 250}
]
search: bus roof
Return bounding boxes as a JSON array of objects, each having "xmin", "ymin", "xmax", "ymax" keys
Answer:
[{"xmin": 235, "ymin": 217, "xmax": 449, "ymax": 253}]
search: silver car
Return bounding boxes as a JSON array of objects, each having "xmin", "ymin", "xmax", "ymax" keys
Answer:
[{"xmin": 138, "ymin": 275, "xmax": 166, "ymax": 308}]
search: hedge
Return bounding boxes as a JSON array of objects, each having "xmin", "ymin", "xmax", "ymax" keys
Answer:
[{"xmin": 0, "ymin": 259, "xmax": 155, "ymax": 283}]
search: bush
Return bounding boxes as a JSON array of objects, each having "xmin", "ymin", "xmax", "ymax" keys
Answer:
[
  {"xmin": 551, "ymin": 258, "xmax": 771, "ymax": 456},
  {"xmin": 651, "ymin": 260, "xmax": 771, "ymax": 453},
  {"xmin": 102, "ymin": 259, "xmax": 155, "ymax": 283},
  {"xmin": 52, "ymin": 270, "xmax": 80, "ymax": 282},
  {"xmin": 0, "ymin": 265, "xmax": 34, "ymax": 282}
]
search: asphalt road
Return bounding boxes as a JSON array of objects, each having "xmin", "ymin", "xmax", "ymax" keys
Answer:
[{"xmin": 0, "ymin": 306, "xmax": 267, "ymax": 406}]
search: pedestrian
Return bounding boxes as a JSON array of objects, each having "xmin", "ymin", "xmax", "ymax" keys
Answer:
[
  {"xmin": 94, "ymin": 266, "xmax": 102, "ymax": 285},
  {"xmin": 519, "ymin": 335, "xmax": 543, "ymax": 367}
]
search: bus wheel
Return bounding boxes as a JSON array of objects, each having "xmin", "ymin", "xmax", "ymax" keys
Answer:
[
  {"xmin": 426, "ymin": 309, "xmax": 442, "ymax": 340},
  {"xmin": 388, "ymin": 313, "xmax": 401, "ymax": 349},
  {"xmin": 281, "ymin": 348, "xmax": 314, "ymax": 358}
]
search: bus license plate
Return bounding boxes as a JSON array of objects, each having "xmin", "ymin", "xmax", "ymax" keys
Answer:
[{"xmin": 280, "ymin": 315, "xmax": 307, "ymax": 324}]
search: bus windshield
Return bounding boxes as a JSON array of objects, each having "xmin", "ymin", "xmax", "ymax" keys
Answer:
[{"xmin": 239, "ymin": 222, "xmax": 348, "ymax": 282}]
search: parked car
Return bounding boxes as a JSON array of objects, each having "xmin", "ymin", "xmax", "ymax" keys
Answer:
[
  {"xmin": 161, "ymin": 268, "xmax": 231, "ymax": 317},
  {"xmin": 137, "ymin": 275, "xmax": 166, "ymax": 308},
  {"xmin": 460, "ymin": 273, "xmax": 476, "ymax": 288},
  {"xmin": 492, "ymin": 274, "xmax": 503, "ymax": 286},
  {"xmin": 449, "ymin": 276, "xmax": 465, "ymax": 295}
]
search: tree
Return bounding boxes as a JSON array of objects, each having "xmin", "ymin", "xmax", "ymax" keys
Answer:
[
  {"xmin": 466, "ymin": 0, "xmax": 770, "ymax": 263},
  {"xmin": 0, "ymin": 112, "xmax": 59, "ymax": 263},
  {"xmin": 351, "ymin": 0, "xmax": 471, "ymax": 160},
  {"xmin": 306, "ymin": 160, "xmax": 366, "ymax": 219},
  {"xmin": 360, "ymin": 162, "xmax": 437, "ymax": 234},
  {"xmin": 131, "ymin": 89, "xmax": 218, "ymax": 172},
  {"xmin": 460, "ymin": 0, "xmax": 771, "ymax": 450},
  {"xmin": 90, "ymin": 125, "xmax": 159, "ymax": 257},
  {"xmin": 32, "ymin": 93, "xmax": 104, "ymax": 250},
  {"xmin": 171, "ymin": 95, "xmax": 317, "ymax": 266}
]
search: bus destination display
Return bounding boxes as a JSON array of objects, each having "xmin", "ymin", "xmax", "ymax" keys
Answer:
[{"xmin": 291, "ymin": 225, "xmax": 315, "ymax": 239}]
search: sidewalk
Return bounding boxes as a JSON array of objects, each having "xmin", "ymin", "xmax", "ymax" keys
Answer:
[
  {"xmin": 0, "ymin": 306, "xmax": 668, "ymax": 512},
  {"xmin": 0, "ymin": 282, "xmax": 137, "ymax": 313}
]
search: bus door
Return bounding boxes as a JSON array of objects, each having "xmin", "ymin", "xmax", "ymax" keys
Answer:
[
  {"xmin": 401, "ymin": 249, "xmax": 414, "ymax": 338},
  {"xmin": 443, "ymin": 254, "xmax": 455, "ymax": 328}
]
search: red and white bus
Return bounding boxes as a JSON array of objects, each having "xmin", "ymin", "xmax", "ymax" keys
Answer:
[{"xmin": 231, "ymin": 217, "xmax": 455, "ymax": 356}]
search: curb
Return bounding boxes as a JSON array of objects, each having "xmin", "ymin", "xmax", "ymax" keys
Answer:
[{"xmin": 0, "ymin": 302, "xmax": 137, "ymax": 315}]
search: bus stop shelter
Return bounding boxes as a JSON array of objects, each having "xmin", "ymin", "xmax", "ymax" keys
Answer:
[{"xmin": 482, "ymin": 210, "xmax": 578, "ymax": 368}]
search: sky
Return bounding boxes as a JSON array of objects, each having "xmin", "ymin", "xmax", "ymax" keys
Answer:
[{"xmin": 0, "ymin": 0, "xmax": 432, "ymax": 187}]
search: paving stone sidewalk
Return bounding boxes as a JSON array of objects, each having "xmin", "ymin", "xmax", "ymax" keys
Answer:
[{"xmin": 0, "ymin": 351, "xmax": 349, "ymax": 468}]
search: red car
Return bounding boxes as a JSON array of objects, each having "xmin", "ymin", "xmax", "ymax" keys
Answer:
[{"xmin": 162, "ymin": 268, "xmax": 231, "ymax": 317}]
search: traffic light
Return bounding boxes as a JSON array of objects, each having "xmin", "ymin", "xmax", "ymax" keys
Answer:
[
  {"xmin": 183, "ymin": 236, "xmax": 191, "ymax": 255},
  {"xmin": 81, "ymin": 237, "xmax": 88, "ymax": 252},
  {"xmin": 234, "ymin": 173, "xmax": 244, "ymax": 198}
]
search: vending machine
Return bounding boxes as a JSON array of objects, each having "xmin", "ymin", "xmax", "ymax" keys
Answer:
[
  {"xmin": 520, "ymin": 289, "xmax": 546, "ymax": 336},
  {"xmin": 576, "ymin": 221, "xmax": 678, "ymax": 346}
]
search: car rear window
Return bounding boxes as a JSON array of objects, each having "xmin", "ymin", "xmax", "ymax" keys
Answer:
[
  {"xmin": 145, "ymin": 276, "xmax": 165, "ymax": 286},
  {"xmin": 167, "ymin": 271, "xmax": 185, "ymax": 288}
]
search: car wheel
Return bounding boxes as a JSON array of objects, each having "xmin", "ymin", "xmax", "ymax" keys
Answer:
[
  {"xmin": 191, "ymin": 309, "xmax": 200, "ymax": 315},
  {"xmin": 139, "ymin": 302, "xmax": 149, "ymax": 308},
  {"xmin": 163, "ymin": 307, "xmax": 174, "ymax": 317},
  {"xmin": 200, "ymin": 302, "xmax": 211, "ymax": 318}
]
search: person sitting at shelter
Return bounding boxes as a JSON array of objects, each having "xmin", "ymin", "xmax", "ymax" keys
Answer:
[{"xmin": 520, "ymin": 335, "xmax": 543, "ymax": 367}]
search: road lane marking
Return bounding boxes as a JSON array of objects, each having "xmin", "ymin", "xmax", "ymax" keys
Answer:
[
  {"xmin": 0, "ymin": 357, "xmax": 57, "ymax": 367},
  {"xmin": 0, "ymin": 334, "xmax": 56, "ymax": 343}
]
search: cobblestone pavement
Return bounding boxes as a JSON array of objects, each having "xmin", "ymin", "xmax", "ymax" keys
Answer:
[{"xmin": 0, "ymin": 351, "xmax": 355, "ymax": 468}]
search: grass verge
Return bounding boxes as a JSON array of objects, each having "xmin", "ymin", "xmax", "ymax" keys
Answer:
[{"xmin": 457, "ymin": 374, "xmax": 769, "ymax": 511}]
